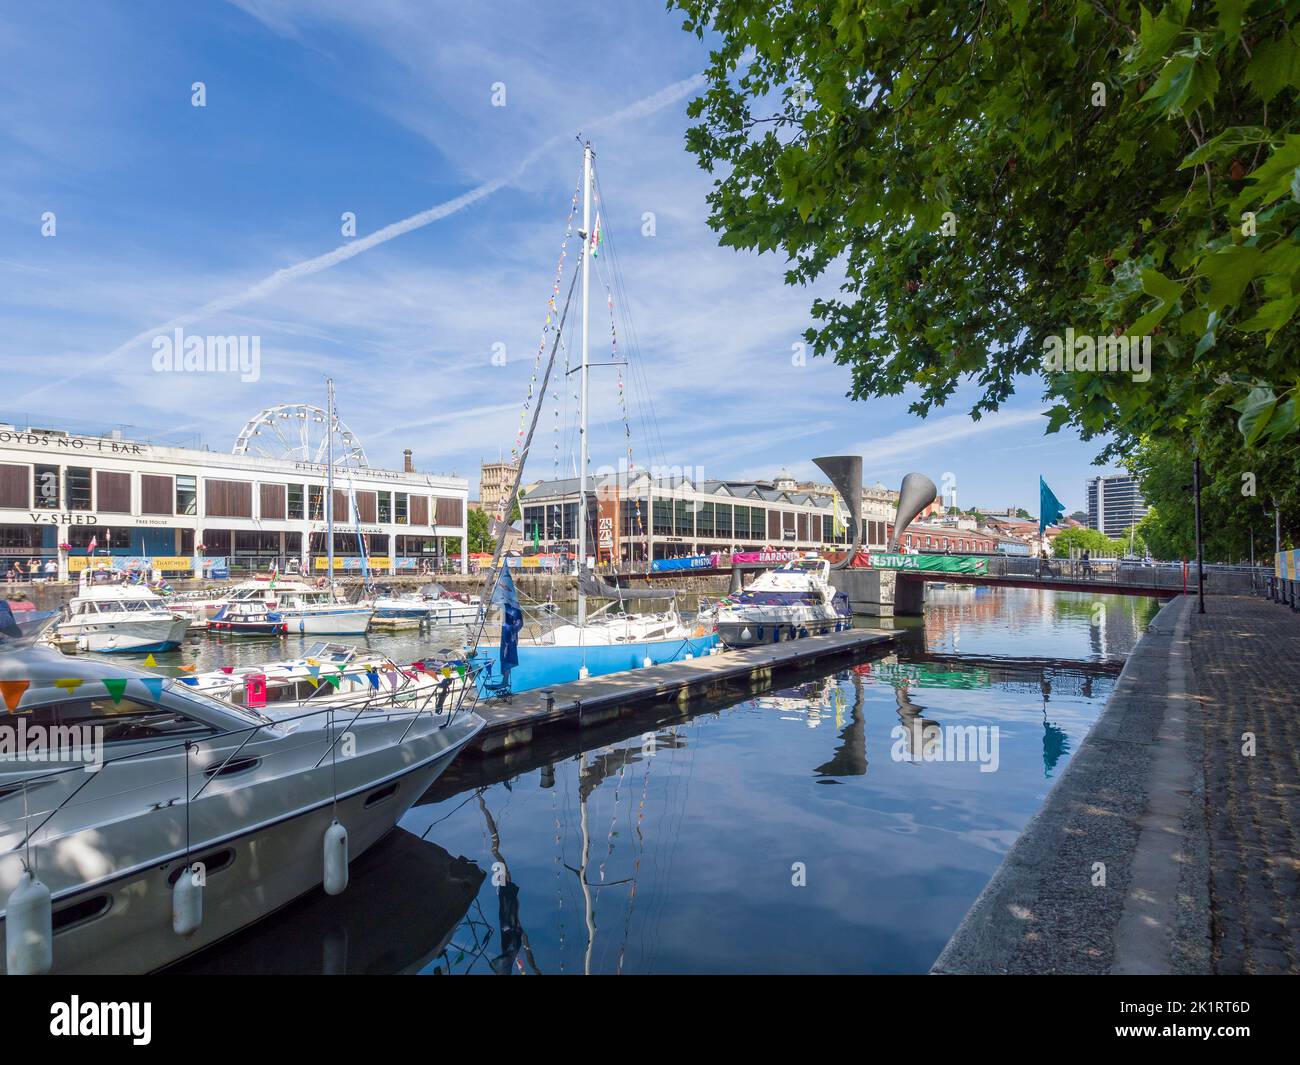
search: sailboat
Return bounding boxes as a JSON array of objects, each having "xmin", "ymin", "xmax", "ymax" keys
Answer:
[{"xmin": 471, "ymin": 143, "xmax": 716, "ymax": 694}]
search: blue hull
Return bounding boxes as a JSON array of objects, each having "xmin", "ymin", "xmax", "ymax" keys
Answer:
[
  {"xmin": 475, "ymin": 634, "xmax": 718, "ymax": 694},
  {"xmin": 97, "ymin": 641, "xmax": 183, "ymax": 654}
]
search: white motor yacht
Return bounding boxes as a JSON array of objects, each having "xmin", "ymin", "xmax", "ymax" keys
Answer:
[
  {"xmin": 0, "ymin": 625, "xmax": 482, "ymax": 975},
  {"xmin": 57, "ymin": 573, "xmax": 190, "ymax": 654},
  {"xmin": 369, "ymin": 583, "xmax": 482, "ymax": 626},
  {"xmin": 715, "ymin": 554, "xmax": 852, "ymax": 648},
  {"xmin": 182, "ymin": 577, "xmax": 373, "ymax": 636}
]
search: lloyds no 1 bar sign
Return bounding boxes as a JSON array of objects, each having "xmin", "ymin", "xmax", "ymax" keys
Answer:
[
  {"xmin": 596, "ymin": 484, "xmax": 619, "ymax": 564},
  {"xmin": 870, "ymin": 553, "xmax": 989, "ymax": 574}
]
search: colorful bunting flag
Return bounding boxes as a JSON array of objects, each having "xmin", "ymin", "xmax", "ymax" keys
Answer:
[
  {"xmin": 0, "ymin": 679, "xmax": 30, "ymax": 712},
  {"xmin": 101, "ymin": 678, "xmax": 128, "ymax": 705},
  {"xmin": 139, "ymin": 677, "xmax": 164, "ymax": 700},
  {"xmin": 144, "ymin": 653, "xmax": 157, "ymax": 667},
  {"xmin": 54, "ymin": 678, "xmax": 85, "ymax": 693}
]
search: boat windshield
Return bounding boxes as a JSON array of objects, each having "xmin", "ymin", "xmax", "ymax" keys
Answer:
[{"xmin": 779, "ymin": 560, "xmax": 825, "ymax": 574}]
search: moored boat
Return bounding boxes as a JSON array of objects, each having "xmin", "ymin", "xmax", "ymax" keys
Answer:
[
  {"xmin": 0, "ymin": 626, "xmax": 483, "ymax": 975},
  {"xmin": 715, "ymin": 554, "xmax": 852, "ymax": 648},
  {"xmin": 58, "ymin": 573, "xmax": 190, "ymax": 653}
]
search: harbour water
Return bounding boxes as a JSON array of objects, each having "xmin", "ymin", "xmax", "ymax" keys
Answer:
[{"xmin": 157, "ymin": 587, "xmax": 1160, "ymax": 975}]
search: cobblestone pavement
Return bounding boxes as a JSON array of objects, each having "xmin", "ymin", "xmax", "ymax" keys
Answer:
[{"xmin": 1191, "ymin": 595, "xmax": 1300, "ymax": 974}]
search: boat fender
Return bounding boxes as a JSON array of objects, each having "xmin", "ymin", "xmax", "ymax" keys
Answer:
[
  {"xmin": 173, "ymin": 861, "xmax": 203, "ymax": 936},
  {"xmin": 323, "ymin": 820, "xmax": 349, "ymax": 895},
  {"xmin": 642, "ymin": 657, "xmax": 652, "ymax": 669},
  {"xmin": 578, "ymin": 665, "xmax": 590, "ymax": 680},
  {"xmin": 684, "ymin": 652, "xmax": 693, "ymax": 660},
  {"xmin": 740, "ymin": 628, "xmax": 752, "ymax": 642},
  {"xmin": 5, "ymin": 869, "xmax": 52, "ymax": 975}
]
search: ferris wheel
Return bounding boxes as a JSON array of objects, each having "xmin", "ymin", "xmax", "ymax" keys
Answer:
[{"xmin": 232, "ymin": 404, "xmax": 369, "ymax": 467}]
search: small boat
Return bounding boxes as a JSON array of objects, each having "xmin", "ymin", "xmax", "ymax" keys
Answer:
[
  {"xmin": 192, "ymin": 578, "xmax": 373, "ymax": 636},
  {"xmin": 0, "ymin": 626, "xmax": 483, "ymax": 975},
  {"xmin": 715, "ymin": 554, "xmax": 852, "ymax": 648},
  {"xmin": 369, "ymin": 583, "xmax": 482, "ymax": 626},
  {"xmin": 186, "ymin": 641, "xmax": 475, "ymax": 711},
  {"xmin": 58, "ymin": 573, "xmax": 190, "ymax": 653}
]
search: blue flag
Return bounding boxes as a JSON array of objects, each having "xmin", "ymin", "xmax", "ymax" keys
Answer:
[
  {"xmin": 1039, "ymin": 476, "xmax": 1065, "ymax": 535},
  {"xmin": 493, "ymin": 568, "xmax": 522, "ymax": 678}
]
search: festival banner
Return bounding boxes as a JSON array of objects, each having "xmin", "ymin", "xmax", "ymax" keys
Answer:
[
  {"xmin": 650, "ymin": 553, "xmax": 719, "ymax": 572},
  {"xmin": 596, "ymin": 484, "xmax": 619, "ymax": 565},
  {"xmin": 730, "ymin": 550, "xmax": 802, "ymax": 565},
  {"xmin": 868, "ymin": 553, "xmax": 988, "ymax": 574}
]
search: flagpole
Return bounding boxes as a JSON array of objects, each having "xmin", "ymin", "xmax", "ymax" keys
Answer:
[
  {"xmin": 326, "ymin": 378, "xmax": 335, "ymax": 583},
  {"xmin": 577, "ymin": 140, "xmax": 592, "ymax": 628}
]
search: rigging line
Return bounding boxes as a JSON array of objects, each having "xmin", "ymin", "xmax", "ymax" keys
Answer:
[
  {"xmin": 591, "ymin": 164, "xmax": 672, "ymax": 477},
  {"xmin": 459, "ymin": 258, "xmax": 582, "ymax": 680}
]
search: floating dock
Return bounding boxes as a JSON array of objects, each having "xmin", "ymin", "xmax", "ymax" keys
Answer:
[{"xmin": 466, "ymin": 628, "xmax": 901, "ymax": 755}]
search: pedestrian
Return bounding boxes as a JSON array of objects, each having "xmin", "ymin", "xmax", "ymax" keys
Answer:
[
  {"xmin": 4, "ymin": 566, "xmax": 14, "ymax": 584},
  {"xmin": 14, "ymin": 560, "xmax": 26, "ymax": 582},
  {"xmin": 1081, "ymin": 548, "xmax": 1092, "ymax": 577},
  {"xmin": 44, "ymin": 558, "xmax": 57, "ymax": 581}
]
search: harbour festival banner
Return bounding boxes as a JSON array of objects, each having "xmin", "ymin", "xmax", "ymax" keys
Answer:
[
  {"xmin": 731, "ymin": 550, "xmax": 801, "ymax": 565},
  {"xmin": 651, "ymin": 553, "xmax": 719, "ymax": 572},
  {"xmin": 869, "ymin": 553, "xmax": 989, "ymax": 574}
]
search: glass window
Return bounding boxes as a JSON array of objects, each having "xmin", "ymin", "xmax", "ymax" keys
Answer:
[
  {"xmin": 697, "ymin": 501, "xmax": 715, "ymax": 537},
  {"xmin": 33, "ymin": 464, "xmax": 60, "ymax": 509},
  {"xmin": 674, "ymin": 499, "xmax": 692, "ymax": 536},
  {"xmin": 176, "ymin": 475, "xmax": 197, "ymax": 516},
  {"xmin": 523, "ymin": 506, "xmax": 544, "ymax": 542},
  {"xmin": 395, "ymin": 493, "xmax": 408, "ymax": 524},
  {"xmin": 715, "ymin": 504, "xmax": 732, "ymax": 538},
  {"xmin": 652, "ymin": 499, "xmax": 672, "ymax": 536},
  {"xmin": 287, "ymin": 483, "xmax": 304, "ymax": 520},
  {"xmin": 67, "ymin": 467, "xmax": 93, "ymax": 510},
  {"xmin": 308, "ymin": 485, "xmax": 324, "ymax": 521},
  {"xmin": 377, "ymin": 491, "xmax": 392, "ymax": 523},
  {"xmin": 18, "ymin": 697, "xmax": 215, "ymax": 744}
]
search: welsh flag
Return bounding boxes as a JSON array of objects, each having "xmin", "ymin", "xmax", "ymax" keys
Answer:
[
  {"xmin": 590, "ymin": 212, "xmax": 602, "ymax": 258},
  {"xmin": 86, "ymin": 536, "xmax": 98, "ymax": 554}
]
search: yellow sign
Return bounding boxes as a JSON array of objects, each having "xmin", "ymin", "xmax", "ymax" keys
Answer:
[
  {"xmin": 67, "ymin": 556, "xmax": 195, "ymax": 573},
  {"xmin": 314, "ymin": 557, "xmax": 393, "ymax": 571},
  {"xmin": 67, "ymin": 558, "xmax": 115, "ymax": 572}
]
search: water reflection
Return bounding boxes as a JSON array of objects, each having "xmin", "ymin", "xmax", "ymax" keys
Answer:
[{"xmin": 188, "ymin": 588, "xmax": 1160, "ymax": 975}]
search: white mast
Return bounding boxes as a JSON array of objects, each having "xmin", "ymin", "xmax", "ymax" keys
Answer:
[
  {"xmin": 578, "ymin": 141, "xmax": 592, "ymax": 627},
  {"xmin": 326, "ymin": 377, "xmax": 335, "ymax": 581}
]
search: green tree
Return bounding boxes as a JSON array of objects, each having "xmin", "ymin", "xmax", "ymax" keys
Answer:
[
  {"xmin": 672, "ymin": 0, "xmax": 1300, "ymax": 450},
  {"xmin": 1052, "ymin": 527, "xmax": 1114, "ymax": 558},
  {"xmin": 1126, "ymin": 402, "xmax": 1298, "ymax": 560},
  {"xmin": 445, "ymin": 508, "xmax": 493, "ymax": 555}
]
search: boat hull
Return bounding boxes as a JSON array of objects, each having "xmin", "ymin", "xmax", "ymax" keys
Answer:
[
  {"xmin": 715, "ymin": 605, "xmax": 851, "ymax": 648},
  {"xmin": 475, "ymin": 634, "xmax": 718, "ymax": 693},
  {"xmin": 59, "ymin": 616, "xmax": 190, "ymax": 654}
]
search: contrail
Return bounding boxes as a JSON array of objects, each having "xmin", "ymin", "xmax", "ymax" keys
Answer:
[{"xmin": 17, "ymin": 71, "xmax": 706, "ymax": 404}]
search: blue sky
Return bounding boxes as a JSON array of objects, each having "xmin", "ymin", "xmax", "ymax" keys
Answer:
[{"xmin": 0, "ymin": 0, "xmax": 1120, "ymax": 514}]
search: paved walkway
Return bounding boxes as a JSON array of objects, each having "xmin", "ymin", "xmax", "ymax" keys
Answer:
[
  {"xmin": 1192, "ymin": 596, "xmax": 1300, "ymax": 973},
  {"xmin": 932, "ymin": 594, "xmax": 1298, "ymax": 974}
]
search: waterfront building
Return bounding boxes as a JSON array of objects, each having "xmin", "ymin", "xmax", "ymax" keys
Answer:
[
  {"xmin": 1086, "ymin": 474, "xmax": 1148, "ymax": 538},
  {"xmin": 519, "ymin": 471, "xmax": 897, "ymax": 562},
  {"xmin": 0, "ymin": 423, "xmax": 468, "ymax": 578}
]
